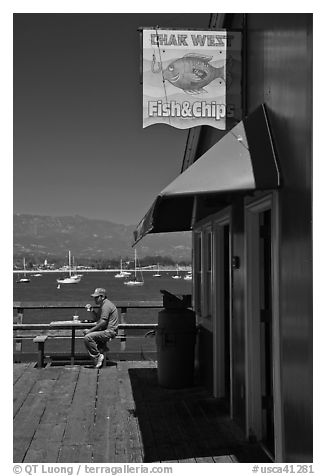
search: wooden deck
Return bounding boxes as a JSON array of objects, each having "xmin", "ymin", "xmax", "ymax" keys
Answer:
[{"xmin": 13, "ymin": 361, "xmax": 270, "ymax": 463}]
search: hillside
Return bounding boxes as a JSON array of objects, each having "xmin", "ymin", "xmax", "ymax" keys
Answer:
[{"xmin": 13, "ymin": 214, "xmax": 191, "ymax": 262}]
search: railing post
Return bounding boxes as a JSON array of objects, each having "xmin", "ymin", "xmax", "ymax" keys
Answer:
[
  {"xmin": 71, "ymin": 328, "xmax": 76, "ymax": 365},
  {"xmin": 120, "ymin": 307, "xmax": 127, "ymax": 352},
  {"xmin": 14, "ymin": 308, "xmax": 24, "ymax": 360},
  {"xmin": 16, "ymin": 307, "xmax": 24, "ymax": 324}
]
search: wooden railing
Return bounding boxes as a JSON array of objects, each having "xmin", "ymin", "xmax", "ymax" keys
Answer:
[
  {"xmin": 13, "ymin": 300, "xmax": 164, "ymax": 321},
  {"xmin": 13, "ymin": 300, "xmax": 163, "ymax": 364}
]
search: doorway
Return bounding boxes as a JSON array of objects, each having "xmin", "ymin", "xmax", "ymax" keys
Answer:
[
  {"xmin": 223, "ymin": 224, "xmax": 231, "ymax": 406},
  {"xmin": 212, "ymin": 207, "xmax": 232, "ymax": 415},
  {"xmin": 245, "ymin": 193, "xmax": 283, "ymax": 461},
  {"xmin": 259, "ymin": 209, "xmax": 274, "ymax": 454}
]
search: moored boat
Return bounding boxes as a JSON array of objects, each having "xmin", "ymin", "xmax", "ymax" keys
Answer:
[
  {"xmin": 57, "ymin": 251, "xmax": 82, "ymax": 284},
  {"xmin": 171, "ymin": 264, "xmax": 182, "ymax": 280},
  {"xmin": 16, "ymin": 258, "xmax": 30, "ymax": 283},
  {"xmin": 124, "ymin": 250, "xmax": 144, "ymax": 286},
  {"xmin": 115, "ymin": 259, "xmax": 131, "ymax": 278},
  {"xmin": 153, "ymin": 263, "xmax": 161, "ymax": 277}
]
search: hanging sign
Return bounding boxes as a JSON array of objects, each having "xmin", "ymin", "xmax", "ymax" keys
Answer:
[{"xmin": 142, "ymin": 28, "xmax": 242, "ymax": 130}]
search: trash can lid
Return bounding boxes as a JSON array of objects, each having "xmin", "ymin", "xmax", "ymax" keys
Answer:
[{"xmin": 160, "ymin": 290, "xmax": 192, "ymax": 309}]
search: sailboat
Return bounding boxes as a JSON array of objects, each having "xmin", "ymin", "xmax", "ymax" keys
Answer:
[
  {"xmin": 16, "ymin": 258, "xmax": 30, "ymax": 283},
  {"xmin": 57, "ymin": 251, "xmax": 82, "ymax": 284},
  {"xmin": 153, "ymin": 263, "xmax": 161, "ymax": 277},
  {"xmin": 115, "ymin": 259, "xmax": 131, "ymax": 278},
  {"xmin": 70, "ymin": 256, "xmax": 83, "ymax": 280},
  {"xmin": 172, "ymin": 264, "xmax": 182, "ymax": 280},
  {"xmin": 184, "ymin": 270, "xmax": 192, "ymax": 281},
  {"xmin": 124, "ymin": 249, "xmax": 144, "ymax": 286}
]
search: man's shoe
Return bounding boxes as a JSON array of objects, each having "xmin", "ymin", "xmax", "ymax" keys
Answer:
[{"xmin": 95, "ymin": 353, "xmax": 104, "ymax": 369}]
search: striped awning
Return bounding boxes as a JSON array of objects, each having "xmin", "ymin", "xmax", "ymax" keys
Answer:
[{"xmin": 133, "ymin": 104, "xmax": 280, "ymax": 245}]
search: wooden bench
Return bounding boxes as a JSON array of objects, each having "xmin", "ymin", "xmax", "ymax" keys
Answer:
[{"xmin": 32, "ymin": 333, "xmax": 125, "ymax": 368}]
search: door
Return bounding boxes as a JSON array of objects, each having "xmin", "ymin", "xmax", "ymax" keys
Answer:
[
  {"xmin": 223, "ymin": 224, "xmax": 231, "ymax": 406},
  {"xmin": 259, "ymin": 209, "xmax": 274, "ymax": 455},
  {"xmin": 245, "ymin": 193, "xmax": 283, "ymax": 461},
  {"xmin": 212, "ymin": 208, "xmax": 233, "ymax": 415}
]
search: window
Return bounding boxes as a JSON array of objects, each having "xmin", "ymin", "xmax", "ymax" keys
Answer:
[{"xmin": 194, "ymin": 226, "xmax": 214, "ymax": 319}]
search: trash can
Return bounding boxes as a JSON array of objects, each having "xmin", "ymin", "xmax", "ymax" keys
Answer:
[{"xmin": 156, "ymin": 290, "xmax": 196, "ymax": 388}]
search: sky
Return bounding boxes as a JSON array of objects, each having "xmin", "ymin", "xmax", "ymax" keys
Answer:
[{"xmin": 13, "ymin": 12, "xmax": 210, "ymax": 225}]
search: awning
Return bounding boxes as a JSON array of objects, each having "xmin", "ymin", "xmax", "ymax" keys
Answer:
[{"xmin": 133, "ymin": 104, "xmax": 280, "ymax": 245}]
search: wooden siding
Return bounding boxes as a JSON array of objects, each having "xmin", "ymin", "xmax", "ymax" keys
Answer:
[
  {"xmin": 192, "ymin": 13, "xmax": 312, "ymax": 462},
  {"xmin": 245, "ymin": 13, "xmax": 313, "ymax": 462}
]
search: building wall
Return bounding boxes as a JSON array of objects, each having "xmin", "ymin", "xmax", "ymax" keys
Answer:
[
  {"xmin": 245, "ymin": 13, "xmax": 313, "ymax": 462},
  {"xmin": 194, "ymin": 13, "xmax": 312, "ymax": 462}
]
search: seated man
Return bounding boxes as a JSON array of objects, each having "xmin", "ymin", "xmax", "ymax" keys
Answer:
[{"xmin": 83, "ymin": 287, "xmax": 119, "ymax": 368}]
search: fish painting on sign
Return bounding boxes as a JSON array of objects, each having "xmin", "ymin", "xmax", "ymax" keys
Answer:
[
  {"xmin": 153, "ymin": 53, "xmax": 232, "ymax": 95},
  {"xmin": 142, "ymin": 28, "xmax": 242, "ymax": 130}
]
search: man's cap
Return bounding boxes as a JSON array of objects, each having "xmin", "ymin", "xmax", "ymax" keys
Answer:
[{"xmin": 91, "ymin": 287, "xmax": 107, "ymax": 297}]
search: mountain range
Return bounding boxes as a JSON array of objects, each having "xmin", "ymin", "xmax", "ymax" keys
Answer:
[{"xmin": 13, "ymin": 214, "xmax": 192, "ymax": 262}]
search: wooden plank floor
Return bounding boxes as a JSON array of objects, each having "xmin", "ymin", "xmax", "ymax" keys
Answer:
[{"xmin": 13, "ymin": 361, "xmax": 270, "ymax": 463}]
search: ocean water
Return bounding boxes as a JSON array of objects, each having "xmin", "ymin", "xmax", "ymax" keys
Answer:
[
  {"xmin": 13, "ymin": 271, "xmax": 192, "ymax": 358},
  {"xmin": 13, "ymin": 270, "xmax": 192, "ymax": 322}
]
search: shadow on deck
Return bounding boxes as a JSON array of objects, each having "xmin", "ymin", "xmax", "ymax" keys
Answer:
[{"xmin": 13, "ymin": 361, "xmax": 270, "ymax": 463}]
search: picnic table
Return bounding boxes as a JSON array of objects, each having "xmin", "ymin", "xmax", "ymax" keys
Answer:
[{"xmin": 49, "ymin": 320, "xmax": 96, "ymax": 365}]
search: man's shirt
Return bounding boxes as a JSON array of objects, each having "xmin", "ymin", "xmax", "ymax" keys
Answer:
[{"xmin": 95, "ymin": 298, "xmax": 119, "ymax": 332}]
